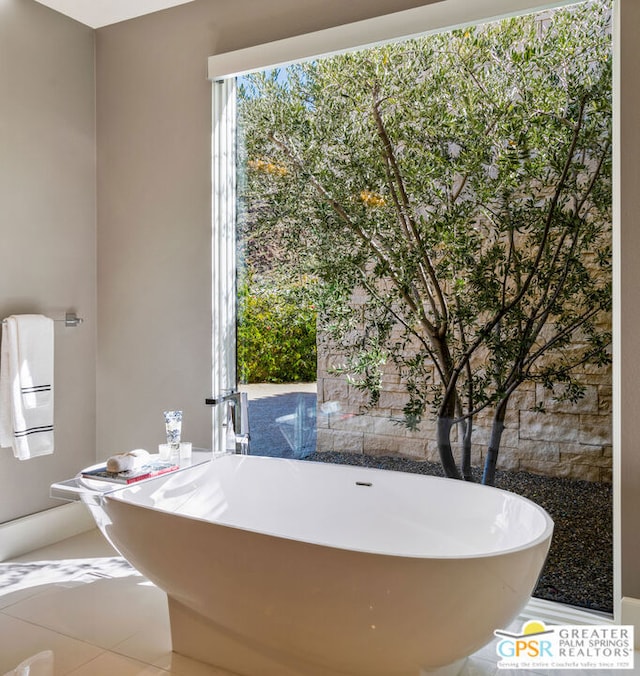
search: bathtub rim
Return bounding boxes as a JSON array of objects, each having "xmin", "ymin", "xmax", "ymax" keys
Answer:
[{"xmin": 101, "ymin": 453, "xmax": 555, "ymax": 561}]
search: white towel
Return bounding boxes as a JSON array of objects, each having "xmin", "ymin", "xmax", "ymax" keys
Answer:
[
  {"xmin": 106, "ymin": 448, "xmax": 150, "ymax": 472},
  {"xmin": 0, "ymin": 315, "xmax": 55, "ymax": 459}
]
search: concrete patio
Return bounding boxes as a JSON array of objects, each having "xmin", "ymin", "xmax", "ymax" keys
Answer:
[{"xmin": 240, "ymin": 383, "xmax": 318, "ymax": 457}]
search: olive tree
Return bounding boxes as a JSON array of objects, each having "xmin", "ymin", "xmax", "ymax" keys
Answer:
[{"xmin": 238, "ymin": 0, "xmax": 612, "ymax": 485}]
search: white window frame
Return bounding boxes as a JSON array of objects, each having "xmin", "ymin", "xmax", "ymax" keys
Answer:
[
  {"xmin": 208, "ymin": 0, "xmax": 620, "ymax": 625},
  {"xmin": 210, "ymin": 78, "xmax": 238, "ymax": 455}
]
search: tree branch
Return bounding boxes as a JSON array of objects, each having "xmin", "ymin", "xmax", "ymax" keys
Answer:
[
  {"xmin": 371, "ymin": 93, "xmax": 450, "ymax": 331},
  {"xmin": 268, "ymin": 132, "xmax": 441, "ymax": 339}
]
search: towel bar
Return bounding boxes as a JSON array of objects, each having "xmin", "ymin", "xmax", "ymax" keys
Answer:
[{"xmin": 2, "ymin": 312, "xmax": 83, "ymax": 327}]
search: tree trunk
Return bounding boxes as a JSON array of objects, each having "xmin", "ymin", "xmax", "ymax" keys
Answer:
[
  {"xmin": 482, "ymin": 397, "xmax": 510, "ymax": 486},
  {"xmin": 436, "ymin": 392, "xmax": 462, "ymax": 480},
  {"xmin": 437, "ymin": 416, "xmax": 461, "ymax": 479},
  {"xmin": 432, "ymin": 334, "xmax": 463, "ymax": 480},
  {"xmin": 461, "ymin": 416, "xmax": 474, "ymax": 481}
]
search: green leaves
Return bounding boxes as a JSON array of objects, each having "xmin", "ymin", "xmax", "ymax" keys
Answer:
[{"xmin": 237, "ymin": 273, "xmax": 317, "ymax": 384}]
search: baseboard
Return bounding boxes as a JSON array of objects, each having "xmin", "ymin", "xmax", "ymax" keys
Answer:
[
  {"xmin": 525, "ymin": 597, "xmax": 638, "ymax": 650},
  {"xmin": 0, "ymin": 502, "xmax": 94, "ymax": 562},
  {"xmin": 621, "ymin": 597, "xmax": 640, "ymax": 649},
  {"xmin": 524, "ymin": 597, "xmax": 613, "ymax": 626}
]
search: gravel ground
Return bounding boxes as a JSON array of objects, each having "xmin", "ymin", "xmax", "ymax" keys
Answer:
[{"xmin": 304, "ymin": 451, "xmax": 613, "ymax": 614}]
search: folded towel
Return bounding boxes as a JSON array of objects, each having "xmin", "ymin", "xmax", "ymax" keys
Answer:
[
  {"xmin": 0, "ymin": 315, "xmax": 55, "ymax": 459},
  {"xmin": 106, "ymin": 448, "xmax": 150, "ymax": 473}
]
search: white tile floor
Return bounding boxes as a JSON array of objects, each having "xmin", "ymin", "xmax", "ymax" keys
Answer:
[{"xmin": 0, "ymin": 530, "xmax": 637, "ymax": 676}]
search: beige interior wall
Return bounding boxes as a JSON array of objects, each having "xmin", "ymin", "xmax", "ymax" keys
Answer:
[
  {"xmin": 0, "ymin": 0, "xmax": 96, "ymax": 522},
  {"xmin": 618, "ymin": 0, "xmax": 640, "ymax": 606}
]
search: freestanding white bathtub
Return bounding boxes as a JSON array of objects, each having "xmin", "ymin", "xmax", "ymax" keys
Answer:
[{"xmin": 83, "ymin": 454, "xmax": 553, "ymax": 676}]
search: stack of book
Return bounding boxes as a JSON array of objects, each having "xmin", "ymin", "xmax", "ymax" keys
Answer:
[{"xmin": 81, "ymin": 460, "xmax": 179, "ymax": 484}]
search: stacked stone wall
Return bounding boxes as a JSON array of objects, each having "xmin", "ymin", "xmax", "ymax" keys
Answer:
[{"xmin": 316, "ymin": 350, "xmax": 612, "ymax": 482}]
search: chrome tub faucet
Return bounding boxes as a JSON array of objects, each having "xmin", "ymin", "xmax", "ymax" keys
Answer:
[{"xmin": 206, "ymin": 391, "xmax": 250, "ymax": 454}]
